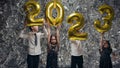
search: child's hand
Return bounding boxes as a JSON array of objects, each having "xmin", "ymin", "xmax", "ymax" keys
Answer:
[
  {"xmin": 45, "ymin": 21, "xmax": 50, "ymax": 27},
  {"xmin": 44, "ymin": 19, "xmax": 50, "ymax": 28},
  {"xmin": 56, "ymin": 25, "xmax": 61, "ymax": 30},
  {"xmin": 101, "ymin": 32, "xmax": 104, "ymax": 36},
  {"xmin": 112, "ymin": 52, "xmax": 117, "ymax": 61},
  {"xmin": 43, "ymin": 19, "xmax": 46, "ymax": 25}
]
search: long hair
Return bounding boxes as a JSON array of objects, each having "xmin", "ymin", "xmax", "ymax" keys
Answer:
[
  {"xmin": 50, "ymin": 34, "xmax": 58, "ymax": 44},
  {"xmin": 106, "ymin": 40, "xmax": 112, "ymax": 49},
  {"xmin": 29, "ymin": 27, "xmax": 32, "ymax": 31},
  {"xmin": 102, "ymin": 40, "xmax": 112, "ymax": 50}
]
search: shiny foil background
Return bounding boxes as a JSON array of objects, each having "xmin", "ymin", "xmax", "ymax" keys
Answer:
[{"xmin": 0, "ymin": 0, "xmax": 120, "ymax": 68}]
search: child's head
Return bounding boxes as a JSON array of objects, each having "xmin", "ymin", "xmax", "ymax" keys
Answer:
[
  {"xmin": 103, "ymin": 40, "xmax": 111, "ymax": 49},
  {"xmin": 50, "ymin": 34, "xmax": 57, "ymax": 45},
  {"xmin": 29, "ymin": 26, "xmax": 39, "ymax": 32}
]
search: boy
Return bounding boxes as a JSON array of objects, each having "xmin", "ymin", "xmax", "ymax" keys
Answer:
[
  {"xmin": 19, "ymin": 21, "xmax": 48, "ymax": 68},
  {"xmin": 70, "ymin": 40, "xmax": 83, "ymax": 68}
]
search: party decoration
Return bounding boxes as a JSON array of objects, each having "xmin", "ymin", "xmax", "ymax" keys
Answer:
[
  {"xmin": 46, "ymin": 0, "xmax": 64, "ymax": 26},
  {"xmin": 24, "ymin": 0, "xmax": 44, "ymax": 26},
  {"xmin": 94, "ymin": 4, "xmax": 114, "ymax": 33},
  {"xmin": 67, "ymin": 12, "xmax": 88, "ymax": 40}
]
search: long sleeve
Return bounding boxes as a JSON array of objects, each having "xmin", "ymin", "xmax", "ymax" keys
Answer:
[
  {"xmin": 19, "ymin": 29, "xmax": 29, "ymax": 39},
  {"xmin": 105, "ymin": 48, "xmax": 112, "ymax": 55},
  {"xmin": 40, "ymin": 25, "xmax": 48, "ymax": 38},
  {"xmin": 99, "ymin": 34, "xmax": 104, "ymax": 52},
  {"xmin": 100, "ymin": 48, "xmax": 112, "ymax": 56},
  {"xmin": 43, "ymin": 25, "xmax": 48, "ymax": 37}
]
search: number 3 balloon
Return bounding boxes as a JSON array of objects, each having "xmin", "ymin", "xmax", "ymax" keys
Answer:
[{"xmin": 94, "ymin": 4, "xmax": 114, "ymax": 33}]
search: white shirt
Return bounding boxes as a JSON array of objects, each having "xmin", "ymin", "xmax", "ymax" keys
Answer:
[
  {"xmin": 71, "ymin": 40, "xmax": 83, "ymax": 56},
  {"xmin": 19, "ymin": 29, "xmax": 47, "ymax": 55}
]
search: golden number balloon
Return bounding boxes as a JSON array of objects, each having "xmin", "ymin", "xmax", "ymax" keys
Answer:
[
  {"xmin": 24, "ymin": 0, "xmax": 44, "ymax": 26},
  {"xmin": 94, "ymin": 4, "xmax": 114, "ymax": 33},
  {"xmin": 67, "ymin": 12, "xmax": 88, "ymax": 40},
  {"xmin": 54, "ymin": 0, "xmax": 57, "ymax": 8},
  {"xmin": 46, "ymin": 1, "xmax": 64, "ymax": 26}
]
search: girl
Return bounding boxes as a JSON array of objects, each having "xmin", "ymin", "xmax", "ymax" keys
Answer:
[
  {"xmin": 99, "ymin": 33, "xmax": 113, "ymax": 68},
  {"xmin": 46, "ymin": 25, "xmax": 60, "ymax": 68}
]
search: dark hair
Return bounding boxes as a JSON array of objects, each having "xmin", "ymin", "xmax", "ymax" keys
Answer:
[
  {"xmin": 29, "ymin": 27, "xmax": 32, "ymax": 31},
  {"xmin": 106, "ymin": 40, "xmax": 112, "ymax": 49},
  {"xmin": 102, "ymin": 40, "xmax": 112, "ymax": 49},
  {"xmin": 50, "ymin": 34, "xmax": 58, "ymax": 44}
]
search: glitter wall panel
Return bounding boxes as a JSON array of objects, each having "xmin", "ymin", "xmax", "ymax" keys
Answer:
[{"xmin": 0, "ymin": 0, "xmax": 120, "ymax": 68}]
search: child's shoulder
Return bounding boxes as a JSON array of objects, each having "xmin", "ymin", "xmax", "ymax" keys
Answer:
[
  {"xmin": 37, "ymin": 32, "xmax": 44, "ymax": 35},
  {"xmin": 28, "ymin": 32, "xmax": 35, "ymax": 35}
]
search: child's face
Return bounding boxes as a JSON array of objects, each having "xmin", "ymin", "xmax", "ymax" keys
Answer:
[
  {"xmin": 31, "ymin": 26, "xmax": 38, "ymax": 32},
  {"xmin": 51, "ymin": 36, "xmax": 57, "ymax": 45},
  {"xmin": 103, "ymin": 40, "xmax": 108, "ymax": 48}
]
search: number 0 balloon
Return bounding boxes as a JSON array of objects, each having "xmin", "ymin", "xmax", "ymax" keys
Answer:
[
  {"xmin": 94, "ymin": 4, "xmax": 114, "ymax": 33},
  {"xmin": 46, "ymin": 1, "xmax": 64, "ymax": 26}
]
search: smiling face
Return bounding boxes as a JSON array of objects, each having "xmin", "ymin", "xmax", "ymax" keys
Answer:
[
  {"xmin": 50, "ymin": 35, "xmax": 57, "ymax": 45},
  {"xmin": 103, "ymin": 40, "xmax": 109, "ymax": 48}
]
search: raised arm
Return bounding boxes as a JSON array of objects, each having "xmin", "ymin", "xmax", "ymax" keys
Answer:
[
  {"xmin": 42, "ymin": 20, "xmax": 49, "ymax": 37},
  {"xmin": 19, "ymin": 21, "xmax": 29, "ymax": 39},
  {"xmin": 46, "ymin": 22, "xmax": 51, "ymax": 52},
  {"xmin": 47, "ymin": 22, "xmax": 51, "ymax": 45},
  {"xmin": 56, "ymin": 25, "xmax": 60, "ymax": 51},
  {"xmin": 100, "ymin": 33, "xmax": 104, "ymax": 51}
]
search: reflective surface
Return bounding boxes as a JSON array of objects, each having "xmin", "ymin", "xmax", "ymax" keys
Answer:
[{"xmin": 0, "ymin": 0, "xmax": 120, "ymax": 68}]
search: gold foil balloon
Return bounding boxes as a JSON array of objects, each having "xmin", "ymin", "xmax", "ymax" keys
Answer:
[
  {"xmin": 24, "ymin": 0, "xmax": 44, "ymax": 26},
  {"xmin": 46, "ymin": 0, "xmax": 64, "ymax": 26},
  {"xmin": 67, "ymin": 12, "xmax": 88, "ymax": 40},
  {"xmin": 94, "ymin": 4, "xmax": 114, "ymax": 33},
  {"xmin": 54, "ymin": 0, "xmax": 57, "ymax": 8}
]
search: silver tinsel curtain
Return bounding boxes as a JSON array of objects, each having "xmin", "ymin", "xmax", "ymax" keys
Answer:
[{"xmin": 0, "ymin": 0, "xmax": 120, "ymax": 68}]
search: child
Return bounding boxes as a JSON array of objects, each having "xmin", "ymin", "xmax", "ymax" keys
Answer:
[
  {"xmin": 99, "ymin": 33, "xmax": 113, "ymax": 68},
  {"xmin": 70, "ymin": 40, "xmax": 83, "ymax": 68},
  {"xmin": 19, "ymin": 21, "xmax": 48, "ymax": 68},
  {"xmin": 46, "ymin": 25, "xmax": 60, "ymax": 68}
]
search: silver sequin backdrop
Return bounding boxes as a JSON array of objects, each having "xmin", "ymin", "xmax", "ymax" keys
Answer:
[{"xmin": 0, "ymin": 0, "xmax": 120, "ymax": 68}]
